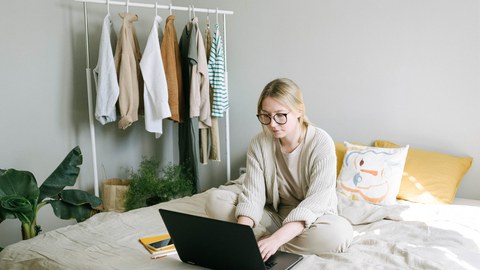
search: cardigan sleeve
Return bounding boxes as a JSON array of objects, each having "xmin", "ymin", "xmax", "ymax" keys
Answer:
[{"xmin": 235, "ymin": 136, "xmax": 267, "ymax": 227}]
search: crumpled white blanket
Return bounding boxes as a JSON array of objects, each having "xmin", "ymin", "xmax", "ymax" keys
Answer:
[
  {"xmin": 1, "ymin": 184, "xmax": 479, "ymax": 270},
  {"xmin": 334, "ymin": 191, "xmax": 480, "ymax": 269}
]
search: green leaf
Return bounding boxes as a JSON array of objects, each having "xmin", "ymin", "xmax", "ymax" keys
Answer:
[
  {"xmin": 49, "ymin": 200, "xmax": 95, "ymax": 222},
  {"xmin": 0, "ymin": 195, "xmax": 35, "ymax": 224},
  {"xmin": 0, "ymin": 169, "xmax": 38, "ymax": 224},
  {"xmin": 38, "ymin": 146, "xmax": 83, "ymax": 203},
  {"xmin": 60, "ymin": 189, "xmax": 102, "ymax": 208}
]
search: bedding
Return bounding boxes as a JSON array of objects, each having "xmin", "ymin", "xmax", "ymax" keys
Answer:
[{"xmin": 0, "ymin": 178, "xmax": 479, "ymax": 270}]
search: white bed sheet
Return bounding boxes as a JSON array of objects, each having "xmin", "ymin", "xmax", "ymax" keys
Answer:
[{"xmin": 0, "ymin": 182, "xmax": 479, "ymax": 270}]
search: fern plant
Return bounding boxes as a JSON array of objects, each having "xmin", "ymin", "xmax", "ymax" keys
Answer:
[{"xmin": 124, "ymin": 158, "xmax": 195, "ymax": 211}]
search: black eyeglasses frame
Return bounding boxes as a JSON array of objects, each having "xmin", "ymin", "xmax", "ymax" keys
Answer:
[{"xmin": 256, "ymin": 112, "xmax": 289, "ymax": 125}]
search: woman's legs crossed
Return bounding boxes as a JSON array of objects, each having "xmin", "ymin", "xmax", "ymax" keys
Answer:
[
  {"xmin": 205, "ymin": 189, "xmax": 238, "ymax": 223},
  {"xmin": 283, "ymin": 214, "xmax": 353, "ymax": 255},
  {"xmin": 204, "ymin": 189, "xmax": 274, "ymax": 239}
]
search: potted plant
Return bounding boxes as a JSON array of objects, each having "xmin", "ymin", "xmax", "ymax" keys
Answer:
[
  {"xmin": 124, "ymin": 157, "xmax": 195, "ymax": 211},
  {"xmin": 0, "ymin": 146, "xmax": 102, "ymax": 240}
]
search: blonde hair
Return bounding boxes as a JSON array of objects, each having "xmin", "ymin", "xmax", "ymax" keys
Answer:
[{"xmin": 257, "ymin": 78, "xmax": 310, "ymax": 139}]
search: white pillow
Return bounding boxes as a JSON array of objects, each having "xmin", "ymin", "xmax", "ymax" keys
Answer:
[{"xmin": 337, "ymin": 142, "xmax": 409, "ymax": 205}]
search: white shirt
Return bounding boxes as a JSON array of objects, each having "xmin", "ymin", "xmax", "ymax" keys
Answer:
[
  {"xmin": 93, "ymin": 14, "xmax": 119, "ymax": 125},
  {"xmin": 140, "ymin": 16, "xmax": 171, "ymax": 138}
]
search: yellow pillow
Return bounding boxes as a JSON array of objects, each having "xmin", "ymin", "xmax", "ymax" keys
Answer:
[
  {"xmin": 373, "ymin": 140, "xmax": 473, "ymax": 204},
  {"xmin": 335, "ymin": 142, "xmax": 346, "ymax": 177}
]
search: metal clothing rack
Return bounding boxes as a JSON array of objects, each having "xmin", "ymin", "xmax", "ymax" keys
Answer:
[{"xmin": 74, "ymin": 0, "xmax": 233, "ymax": 196}]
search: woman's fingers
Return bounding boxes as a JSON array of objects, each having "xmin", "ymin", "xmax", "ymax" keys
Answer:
[{"xmin": 258, "ymin": 237, "xmax": 278, "ymax": 261}]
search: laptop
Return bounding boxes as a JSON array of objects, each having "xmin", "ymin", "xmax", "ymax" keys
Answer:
[{"xmin": 159, "ymin": 209, "xmax": 303, "ymax": 270}]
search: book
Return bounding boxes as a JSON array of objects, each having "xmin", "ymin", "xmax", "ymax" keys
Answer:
[{"xmin": 139, "ymin": 234, "xmax": 176, "ymax": 257}]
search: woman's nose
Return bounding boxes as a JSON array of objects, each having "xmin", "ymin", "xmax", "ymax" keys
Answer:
[{"xmin": 269, "ymin": 119, "xmax": 278, "ymax": 127}]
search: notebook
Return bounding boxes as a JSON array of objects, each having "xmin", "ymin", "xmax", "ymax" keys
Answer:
[{"xmin": 159, "ymin": 209, "xmax": 303, "ymax": 270}]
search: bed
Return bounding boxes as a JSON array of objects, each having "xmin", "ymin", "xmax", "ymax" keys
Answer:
[{"xmin": 0, "ymin": 175, "xmax": 479, "ymax": 270}]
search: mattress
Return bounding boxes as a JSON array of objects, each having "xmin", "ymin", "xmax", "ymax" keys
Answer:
[{"xmin": 0, "ymin": 182, "xmax": 479, "ymax": 270}]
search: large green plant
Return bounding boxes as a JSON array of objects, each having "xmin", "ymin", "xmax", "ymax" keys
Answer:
[
  {"xmin": 124, "ymin": 158, "xmax": 195, "ymax": 211},
  {"xmin": 0, "ymin": 146, "xmax": 102, "ymax": 240}
]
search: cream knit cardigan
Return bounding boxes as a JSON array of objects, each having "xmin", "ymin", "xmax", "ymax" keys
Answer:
[{"xmin": 235, "ymin": 125, "xmax": 338, "ymax": 228}]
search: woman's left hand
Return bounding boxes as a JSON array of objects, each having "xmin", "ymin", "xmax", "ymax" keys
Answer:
[
  {"xmin": 258, "ymin": 235, "xmax": 282, "ymax": 261},
  {"xmin": 257, "ymin": 221, "xmax": 305, "ymax": 261}
]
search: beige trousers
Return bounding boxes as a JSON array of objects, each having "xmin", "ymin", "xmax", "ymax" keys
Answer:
[{"xmin": 205, "ymin": 189, "xmax": 353, "ymax": 255}]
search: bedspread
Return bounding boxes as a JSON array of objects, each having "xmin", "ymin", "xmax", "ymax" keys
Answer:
[{"xmin": 0, "ymin": 183, "xmax": 479, "ymax": 270}]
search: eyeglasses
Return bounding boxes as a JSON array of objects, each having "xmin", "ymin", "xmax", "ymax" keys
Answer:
[{"xmin": 256, "ymin": 112, "xmax": 289, "ymax": 125}]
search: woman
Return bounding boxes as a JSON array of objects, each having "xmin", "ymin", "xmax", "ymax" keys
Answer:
[{"xmin": 205, "ymin": 78, "xmax": 352, "ymax": 261}]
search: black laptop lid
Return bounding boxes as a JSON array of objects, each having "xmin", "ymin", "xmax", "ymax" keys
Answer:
[{"xmin": 159, "ymin": 208, "xmax": 267, "ymax": 270}]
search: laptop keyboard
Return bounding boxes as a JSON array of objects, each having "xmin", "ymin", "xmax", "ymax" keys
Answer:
[{"xmin": 264, "ymin": 259, "xmax": 277, "ymax": 269}]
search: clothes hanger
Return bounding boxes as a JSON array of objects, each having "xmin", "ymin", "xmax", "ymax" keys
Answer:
[
  {"xmin": 216, "ymin": 8, "xmax": 219, "ymax": 26},
  {"xmin": 126, "ymin": 0, "xmax": 129, "ymax": 13},
  {"xmin": 155, "ymin": 2, "xmax": 158, "ymax": 17},
  {"xmin": 106, "ymin": 0, "xmax": 110, "ymax": 16},
  {"xmin": 192, "ymin": 5, "xmax": 196, "ymax": 19},
  {"xmin": 206, "ymin": 9, "xmax": 210, "ymax": 31}
]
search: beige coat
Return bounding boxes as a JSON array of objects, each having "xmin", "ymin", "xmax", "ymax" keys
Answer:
[{"xmin": 114, "ymin": 12, "xmax": 143, "ymax": 130}]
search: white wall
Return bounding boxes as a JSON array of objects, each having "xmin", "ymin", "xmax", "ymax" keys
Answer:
[
  {"xmin": 1, "ymin": 0, "xmax": 479, "ymax": 248},
  {"xmin": 224, "ymin": 0, "xmax": 480, "ymax": 201}
]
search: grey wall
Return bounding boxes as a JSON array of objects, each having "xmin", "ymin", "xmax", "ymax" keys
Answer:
[{"xmin": 1, "ymin": 0, "xmax": 479, "ymax": 248}]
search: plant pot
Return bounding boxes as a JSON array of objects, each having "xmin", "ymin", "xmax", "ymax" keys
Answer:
[{"xmin": 102, "ymin": 178, "xmax": 130, "ymax": 212}]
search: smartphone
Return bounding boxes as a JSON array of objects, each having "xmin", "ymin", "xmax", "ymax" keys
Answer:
[{"xmin": 148, "ymin": 238, "xmax": 173, "ymax": 249}]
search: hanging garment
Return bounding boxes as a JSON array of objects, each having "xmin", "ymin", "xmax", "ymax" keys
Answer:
[
  {"xmin": 200, "ymin": 24, "xmax": 220, "ymax": 163},
  {"xmin": 140, "ymin": 15, "xmax": 171, "ymax": 138},
  {"xmin": 189, "ymin": 17, "xmax": 211, "ymax": 128},
  {"xmin": 199, "ymin": 25, "xmax": 210, "ymax": 165},
  {"xmin": 200, "ymin": 23, "xmax": 212, "ymax": 164},
  {"xmin": 114, "ymin": 12, "xmax": 143, "ymax": 130},
  {"xmin": 190, "ymin": 17, "xmax": 212, "ymax": 165},
  {"xmin": 179, "ymin": 20, "xmax": 199, "ymax": 190},
  {"xmin": 204, "ymin": 25, "xmax": 221, "ymax": 162},
  {"xmin": 160, "ymin": 15, "xmax": 183, "ymax": 123},
  {"xmin": 208, "ymin": 24, "xmax": 229, "ymax": 118},
  {"xmin": 93, "ymin": 14, "xmax": 119, "ymax": 125}
]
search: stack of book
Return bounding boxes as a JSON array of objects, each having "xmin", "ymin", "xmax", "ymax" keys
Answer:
[{"xmin": 138, "ymin": 234, "xmax": 177, "ymax": 259}]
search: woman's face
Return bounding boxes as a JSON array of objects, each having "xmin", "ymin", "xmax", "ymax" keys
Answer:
[{"xmin": 260, "ymin": 96, "xmax": 301, "ymax": 139}]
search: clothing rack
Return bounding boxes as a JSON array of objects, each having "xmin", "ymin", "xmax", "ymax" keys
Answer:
[{"xmin": 74, "ymin": 0, "xmax": 233, "ymax": 196}]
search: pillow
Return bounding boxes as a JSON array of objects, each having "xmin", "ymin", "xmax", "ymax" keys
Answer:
[
  {"xmin": 335, "ymin": 142, "xmax": 347, "ymax": 177},
  {"xmin": 335, "ymin": 141, "xmax": 365, "ymax": 177},
  {"xmin": 337, "ymin": 142, "xmax": 409, "ymax": 205},
  {"xmin": 374, "ymin": 140, "xmax": 473, "ymax": 204}
]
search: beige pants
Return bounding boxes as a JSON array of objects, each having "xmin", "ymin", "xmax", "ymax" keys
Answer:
[{"xmin": 205, "ymin": 189, "xmax": 353, "ymax": 255}]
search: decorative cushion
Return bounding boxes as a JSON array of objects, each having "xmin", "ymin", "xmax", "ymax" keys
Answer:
[
  {"xmin": 335, "ymin": 141, "xmax": 365, "ymax": 177},
  {"xmin": 337, "ymin": 142, "xmax": 409, "ymax": 205},
  {"xmin": 374, "ymin": 140, "xmax": 473, "ymax": 204}
]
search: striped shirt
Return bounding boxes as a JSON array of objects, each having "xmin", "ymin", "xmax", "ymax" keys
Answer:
[{"xmin": 207, "ymin": 24, "xmax": 229, "ymax": 118}]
